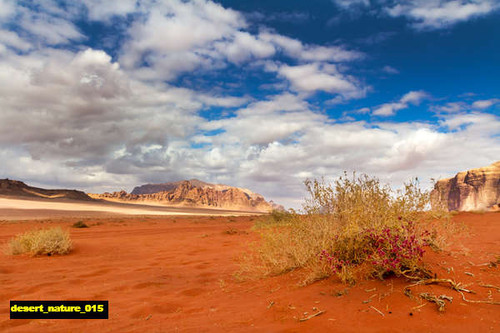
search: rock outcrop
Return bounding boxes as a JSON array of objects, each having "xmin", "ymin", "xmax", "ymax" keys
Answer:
[
  {"xmin": 430, "ymin": 161, "xmax": 500, "ymax": 211},
  {"xmin": 0, "ymin": 179, "xmax": 93, "ymax": 201},
  {"xmin": 90, "ymin": 179, "xmax": 283, "ymax": 212}
]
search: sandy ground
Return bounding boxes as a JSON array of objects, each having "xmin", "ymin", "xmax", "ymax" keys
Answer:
[
  {"xmin": 0, "ymin": 197, "xmax": 261, "ymax": 220},
  {"xmin": 0, "ymin": 212, "xmax": 499, "ymax": 332}
]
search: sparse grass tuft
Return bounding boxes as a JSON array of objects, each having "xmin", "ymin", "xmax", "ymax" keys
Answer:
[
  {"xmin": 243, "ymin": 172, "xmax": 450, "ymax": 284},
  {"xmin": 7, "ymin": 227, "xmax": 73, "ymax": 256},
  {"xmin": 253, "ymin": 209, "xmax": 295, "ymax": 229},
  {"xmin": 72, "ymin": 221, "xmax": 89, "ymax": 228}
]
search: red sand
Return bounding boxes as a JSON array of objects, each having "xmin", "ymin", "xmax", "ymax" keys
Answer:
[{"xmin": 0, "ymin": 212, "xmax": 499, "ymax": 332}]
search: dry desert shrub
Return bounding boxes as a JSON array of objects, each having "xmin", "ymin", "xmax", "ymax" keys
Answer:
[
  {"xmin": 72, "ymin": 221, "xmax": 89, "ymax": 228},
  {"xmin": 7, "ymin": 227, "xmax": 73, "ymax": 256},
  {"xmin": 248, "ymin": 172, "xmax": 446, "ymax": 285}
]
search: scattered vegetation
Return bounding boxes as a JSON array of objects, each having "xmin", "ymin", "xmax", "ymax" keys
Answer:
[
  {"xmin": 72, "ymin": 221, "xmax": 89, "ymax": 228},
  {"xmin": 248, "ymin": 172, "xmax": 447, "ymax": 284},
  {"xmin": 7, "ymin": 227, "xmax": 73, "ymax": 256}
]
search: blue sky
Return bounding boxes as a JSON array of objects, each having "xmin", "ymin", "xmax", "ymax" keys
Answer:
[{"xmin": 0, "ymin": 0, "xmax": 499, "ymax": 208}]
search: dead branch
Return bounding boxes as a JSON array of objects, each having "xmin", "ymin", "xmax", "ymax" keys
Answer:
[
  {"xmin": 479, "ymin": 284, "xmax": 500, "ymax": 291},
  {"xmin": 404, "ymin": 278, "xmax": 500, "ymax": 309},
  {"xmin": 404, "ymin": 278, "xmax": 475, "ymax": 294},
  {"xmin": 458, "ymin": 291, "xmax": 500, "ymax": 305},
  {"xmin": 418, "ymin": 293, "xmax": 453, "ymax": 312}
]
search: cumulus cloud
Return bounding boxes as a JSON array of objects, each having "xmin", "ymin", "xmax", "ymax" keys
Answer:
[
  {"xmin": 277, "ymin": 63, "xmax": 365, "ymax": 98},
  {"xmin": 331, "ymin": 0, "xmax": 500, "ymax": 30},
  {"xmin": 116, "ymin": 1, "xmax": 363, "ymax": 82},
  {"xmin": 0, "ymin": 46, "xmax": 250, "ymax": 184},
  {"xmin": 215, "ymin": 31, "xmax": 276, "ymax": 64},
  {"xmin": 432, "ymin": 101, "xmax": 467, "ymax": 113},
  {"xmin": 373, "ymin": 90, "xmax": 428, "ymax": 116},
  {"xmin": 0, "ymin": 30, "xmax": 32, "ymax": 51},
  {"xmin": 260, "ymin": 31, "xmax": 364, "ymax": 63},
  {"xmin": 386, "ymin": 0, "xmax": 500, "ymax": 30},
  {"xmin": 81, "ymin": 0, "xmax": 138, "ymax": 21},
  {"xmin": 0, "ymin": 0, "xmax": 14, "ymax": 19},
  {"xmin": 0, "ymin": 1, "xmax": 84, "ymax": 46},
  {"xmin": 332, "ymin": 0, "xmax": 370, "ymax": 9},
  {"xmin": 431, "ymin": 98, "xmax": 499, "ymax": 114},
  {"xmin": 472, "ymin": 98, "xmax": 500, "ymax": 109}
]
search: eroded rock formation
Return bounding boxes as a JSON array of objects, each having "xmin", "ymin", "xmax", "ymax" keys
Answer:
[
  {"xmin": 430, "ymin": 161, "xmax": 500, "ymax": 211},
  {"xmin": 90, "ymin": 179, "xmax": 283, "ymax": 212}
]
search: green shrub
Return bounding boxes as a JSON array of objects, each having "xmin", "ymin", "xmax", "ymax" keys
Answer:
[
  {"xmin": 7, "ymin": 227, "xmax": 73, "ymax": 256},
  {"xmin": 251, "ymin": 172, "xmax": 437, "ymax": 284}
]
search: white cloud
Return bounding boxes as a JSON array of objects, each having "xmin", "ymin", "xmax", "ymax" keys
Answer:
[
  {"xmin": 382, "ymin": 65, "xmax": 399, "ymax": 74},
  {"xmin": 0, "ymin": 0, "xmax": 14, "ymax": 19},
  {"xmin": 199, "ymin": 108, "xmax": 500, "ymax": 208},
  {"xmin": 260, "ymin": 31, "xmax": 363, "ymax": 62},
  {"xmin": 215, "ymin": 31, "xmax": 276, "ymax": 64},
  {"xmin": 472, "ymin": 98, "xmax": 500, "ymax": 109},
  {"xmin": 0, "ymin": 30, "xmax": 32, "ymax": 51},
  {"xmin": 81, "ymin": 0, "xmax": 138, "ymax": 21},
  {"xmin": 331, "ymin": 1, "xmax": 500, "ymax": 30},
  {"xmin": 332, "ymin": 0, "xmax": 370, "ymax": 9},
  {"xmin": 119, "ymin": 0, "xmax": 244, "ymax": 79},
  {"xmin": 432, "ymin": 101, "xmax": 467, "ymax": 113},
  {"xmin": 277, "ymin": 63, "xmax": 364, "ymax": 98},
  {"xmin": 0, "ymin": 2, "xmax": 84, "ymax": 46},
  {"xmin": 431, "ymin": 98, "xmax": 499, "ymax": 113},
  {"xmin": 117, "ymin": 3, "xmax": 364, "ymax": 82},
  {"xmin": 373, "ymin": 90, "xmax": 428, "ymax": 116},
  {"xmin": 386, "ymin": 0, "xmax": 500, "ymax": 30}
]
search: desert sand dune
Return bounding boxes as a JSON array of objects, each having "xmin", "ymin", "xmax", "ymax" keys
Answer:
[
  {"xmin": 0, "ymin": 197, "xmax": 261, "ymax": 220},
  {"xmin": 0, "ymin": 212, "xmax": 499, "ymax": 332}
]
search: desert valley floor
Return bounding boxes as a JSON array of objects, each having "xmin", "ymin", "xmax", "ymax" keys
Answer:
[{"xmin": 0, "ymin": 202, "xmax": 499, "ymax": 332}]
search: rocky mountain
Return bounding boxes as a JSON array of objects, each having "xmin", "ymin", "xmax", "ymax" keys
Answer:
[
  {"xmin": 430, "ymin": 161, "xmax": 500, "ymax": 212},
  {"xmin": 0, "ymin": 179, "xmax": 93, "ymax": 201},
  {"xmin": 91, "ymin": 179, "xmax": 283, "ymax": 212},
  {"xmin": 131, "ymin": 179, "xmax": 214, "ymax": 195}
]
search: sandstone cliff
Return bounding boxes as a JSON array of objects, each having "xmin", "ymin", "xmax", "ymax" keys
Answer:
[
  {"xmin": 430, "ymin": 161, "xmax": 500, "ymax": 211},
  {"xmin": 90, "ymin": 179, "xmax": 283, "ymax": 212},
  {"xmin": 0, "ymin": 179, "xmax": 93, "ymax": 201}
]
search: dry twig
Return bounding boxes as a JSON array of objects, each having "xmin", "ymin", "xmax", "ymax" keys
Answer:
[
  {"xmin": 458, "ymin": 291, "xmax": 500, "ymax": 305},
  {"xmin": 419, "ymin": 293, "xmax": 453, "ymax": 312},
  {"xmin": 299, "ymin": 310, "xmax": 325, "ymax": 322},
  {"xmin": 479, "ymin": 284, "xmax": 500, "ymax": 291},
  {"xmin": 370, "ymin": 306, "xmax": 384, "ymax": 317},
  {"xmin": 404, "ymin": 278, "xmax": 500, "ymax": 309},
  {"xmin": 404, "ymin": 278, "xmax": 475, "ymax": 294}
]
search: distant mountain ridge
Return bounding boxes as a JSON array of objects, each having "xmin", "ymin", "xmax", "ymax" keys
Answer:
[
  {"xmin": 0, "ymin": 179, "xmax": 93, "ymax": 201},
  {"xmin": 132, "ymin": 179, "xmax": 216, "ymax": 195},
  {"xmin": 92, "ymin": 179, "xmax": 283, "ymax": 212}
]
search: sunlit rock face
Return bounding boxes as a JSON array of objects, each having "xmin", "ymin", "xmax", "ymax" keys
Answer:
[
  {"xmin": 90, "ymin": 179, "xmax": 284, "ymax": 212},
  {"xmin": 431, "ymin": 161, "xmax": 500, "ymax": 212}
]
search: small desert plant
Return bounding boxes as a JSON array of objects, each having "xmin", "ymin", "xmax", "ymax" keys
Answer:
[
  {"xmin": 253, "ymin": 209, "xmax": 295, "ymax": 229},
  {"xmin": 7, "ymin": 227, "xmax": 73, "ymax": 256},
  {"xmin": 72, "ymin": 221, "xmax": 89, "ymax": 228},
  {"xmin": 249, "ymin": 172, "xmax": 437, "ymax": 284}
]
